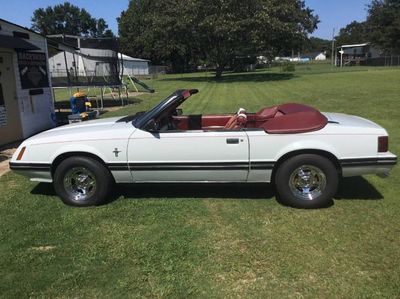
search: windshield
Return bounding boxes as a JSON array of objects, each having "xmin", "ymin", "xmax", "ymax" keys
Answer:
[
  {"xmin": 132, "ymin": 95, "xmax": 179, "ymax": 127},
  {"xmin": 125, "ymin": 89, "xmax": 198, "ymax": 128}
]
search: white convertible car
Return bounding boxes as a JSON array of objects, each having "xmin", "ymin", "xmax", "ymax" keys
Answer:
[{"xmin": 10, "ymin": 89, "xmax": 397, "ymax": 208}]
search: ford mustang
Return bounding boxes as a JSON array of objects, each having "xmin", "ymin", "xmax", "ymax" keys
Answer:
[{"xmin": 10, "ymin": 89, "xmax": 397, "ymax": 208}]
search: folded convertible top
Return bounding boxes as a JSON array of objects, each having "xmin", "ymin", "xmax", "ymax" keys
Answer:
[{"xmin": 255, "ymin": 103, "xmax": 328, "ymax": 134}]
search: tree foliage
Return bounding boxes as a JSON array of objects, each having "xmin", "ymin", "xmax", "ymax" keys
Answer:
[
  {"xmin": 31, "ymin": 2, "xmax": 114, "ymax": 37},
  {"xmin": 118, "ymin": 0, "xmax": 318, "ymax": 77},
  {"xmin": 335, "ymin": 21, "xmax": 368, "ymax": 47},
  {"xmin": 118, "ymin": 0, "xmax": 199, "ymax": 72},
  {"xmin": 335, "ymin": 0, "xmax": 400, "ymax": 54},
  {"xmin": 304, "ymin": 37, "xmax": 332, "ymax": 56},
  {"xmin": 367, "ymin": 0, "xmax": 400, "ymax": 54}
]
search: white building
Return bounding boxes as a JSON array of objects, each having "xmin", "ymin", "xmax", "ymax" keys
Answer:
[
  {"xmin": 48, "ymin": 51, "xmax": 86, "ymax": 77},
  {"xmin": 315, "ymin": 52, "xmax": 327, "ymax": 61},
  {"xmin": 0, "ymin": 18, "xmax": 55, "ymax": 146},
  {"xmin": 48, "ymin": 52, "xmax": 150, "ymax": 78},
  {"xmin": 120, "ymin": 54, "xmax": 150, "ymax": 76}
]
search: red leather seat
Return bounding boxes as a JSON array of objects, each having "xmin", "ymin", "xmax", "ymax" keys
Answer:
[
  {"xmin": 224, "ymin": 108, "xmax": 247, "ymax": 130},
  {"xmin": 224, "ymin": 113, "xmax": 247, "ymax": 130}
]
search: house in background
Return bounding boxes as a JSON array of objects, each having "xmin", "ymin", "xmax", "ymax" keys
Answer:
[
  {"xmin": 120, "ymin": 54, "xmax": 150, "ymax": 76},
  {"xmin": 0, "ymin": 18, "xmax": 55, "ymax": 146},
  {"xmin": 302, "ymin": 51, "xmax": 327, "ymax": 61},
  {"xmin": 337, "ymin": 43, "xmax": 382, "ymax": 66},
  {"xmin": 48, "ymin": 51, "xmax": 85, "ymax": 78},
  {"xmin": 49, "ymin": 51, "xmax": 150, "ymax": 79},
  {"xmin": 274, "ymin": 51, "xmax": 327, "ymax": 63}
]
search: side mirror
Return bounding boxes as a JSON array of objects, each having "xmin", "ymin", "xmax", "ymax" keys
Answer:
[
  {"xmin": 145, "ymin": 119, "xmax": 158, "ymax": 132},
  {"xmin": 175, "ymin": 108, "xmax": 183, "ymax": 116}
]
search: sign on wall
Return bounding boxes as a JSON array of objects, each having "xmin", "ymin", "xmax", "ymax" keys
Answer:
[
  {"xmin": 0, "ymin": 83, "xmax": 6, "ymax": 127},
  {"xmin": 0, "ymin": 82, "xmax": 4, "ymax": 106},
  {"xmin": 17, "ymin": 52, "xmax": 49, "ymax": 89},
  {"xmin": 0, "ymin": 106, "xmax": 6, "ymax": 128}
]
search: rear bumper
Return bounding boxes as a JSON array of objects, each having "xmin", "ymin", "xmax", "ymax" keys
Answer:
[
  {"xmin": 9, "ymin": 162, "xmax": 53, "ymax": 183},
  {"xmin": 340, "ymin": 154, "xmax": 397, "ymax": 178}
]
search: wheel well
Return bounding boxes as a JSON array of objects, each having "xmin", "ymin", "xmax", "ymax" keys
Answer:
[
  {"xmin": 271, "ymin": 149, "xmax": 342, "ymax": 184},
  {"xmin": 51, "ymin": 152, "xmax": 108, "ymax": 176}
]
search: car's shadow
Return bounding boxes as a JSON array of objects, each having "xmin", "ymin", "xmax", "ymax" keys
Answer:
[
  {"xmin": 335, "ymin": 177, "xmax": 383, "ymax": 200},
  {"xmin": 31, "ymin": 176, "xmax": 383, "ymax": 203},
  {"xmin": 30, "ymin": 183, "xmax": 275, "ymax": 201},
  {"xmin": 0, "ymin": 154, "xmax": 9, "ymax": 163}
]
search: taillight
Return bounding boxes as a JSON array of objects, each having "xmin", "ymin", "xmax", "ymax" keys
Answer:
[
  {"xmin": 16, "ymin": 146, "xmax": 26, "ymax": 160},
  {"xmin": 378, "ymin": 136, "xmax": 388, "ymax": 153}
]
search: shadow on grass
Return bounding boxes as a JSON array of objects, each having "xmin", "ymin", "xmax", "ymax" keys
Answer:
[
  {"xmin": 335, "ymin": 177, "xmax": 383, "ymax": 200},
  {"xmin": 30, "ymin": 182, "xmax": 275, "ymax": 201},
  {"xmin": 30, "ymin": 176, "xmax": 383, "ymax": 204},
  {"xmin": 0, "ymin": 154, "xmax": 9, "ymax": 163},
  {"xmin": 162, "ymin": 72, "xmax": 294, "ymax": 83},
  {"xmin": 117, "ymin": 183, "xmax": 275, "ymax": 200}
]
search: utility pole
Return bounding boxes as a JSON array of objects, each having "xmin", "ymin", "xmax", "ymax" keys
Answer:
[{"xmin": 331, "ymin": 28, "xmax": 336, "ymax": 66}]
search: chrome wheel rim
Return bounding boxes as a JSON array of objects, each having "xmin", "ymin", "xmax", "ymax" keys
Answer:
[
  {"xmin": 289, "ymin": 165, "xmax": 326, "ymax": 201},
  {"xmin": 63, "ymin": 167, "xmax": 97, "ymax": 201}
]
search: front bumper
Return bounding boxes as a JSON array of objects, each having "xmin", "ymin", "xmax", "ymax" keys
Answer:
[{"xmin": 9, "ymin": 162, "xmax": 53, "ymax": 183}]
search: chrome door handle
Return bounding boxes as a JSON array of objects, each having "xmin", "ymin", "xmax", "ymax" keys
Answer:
[{"xmin": 226, "ymin": 138, "xmax": 239, "ymax": 144}]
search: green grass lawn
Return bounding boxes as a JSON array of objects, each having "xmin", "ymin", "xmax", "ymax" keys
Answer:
[{"xmin": 1, "ymin": 64, "xmax": 400, "ymax": 298}]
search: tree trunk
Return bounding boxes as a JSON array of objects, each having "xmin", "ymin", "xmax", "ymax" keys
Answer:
[{"xmin": 215, "ymin": 66, "xmax": 223, "ymax": 79}]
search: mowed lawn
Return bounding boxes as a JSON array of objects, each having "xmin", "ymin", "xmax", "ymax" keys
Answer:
[{"xmin": 1, "ymin": 65, "xmax": 400, "ymax": 298}]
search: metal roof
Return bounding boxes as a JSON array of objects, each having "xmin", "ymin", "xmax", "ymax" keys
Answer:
[
  {"xmin": 338, "ymin": 43, "xmax": 370, "ymax": 49},
  {"xmin": 119, "ymin": 53, "xmax": 150, "ymax": 62},
  {"xmin": 0, "ymin": 34, "xmax": 40, "ymax": 50}
]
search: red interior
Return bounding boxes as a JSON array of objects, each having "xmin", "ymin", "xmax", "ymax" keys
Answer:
[{"xmin": 172, "ymin": 103, "xmax": 328, "ymax": 134}]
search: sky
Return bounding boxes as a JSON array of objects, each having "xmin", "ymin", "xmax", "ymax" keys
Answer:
[{"xmin": 0, "ymin": 0, "xmax": 371, "ymax": 40}]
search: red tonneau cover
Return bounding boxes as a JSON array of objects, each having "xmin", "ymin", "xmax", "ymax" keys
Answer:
[{"xmin": 256, "ymin": 103, "xmax": 328, "ymax": 134}]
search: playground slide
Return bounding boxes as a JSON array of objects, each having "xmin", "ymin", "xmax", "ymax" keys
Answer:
[{"xmin": 126, "ymin": 75, "xmax": 155, "ymax": 93}]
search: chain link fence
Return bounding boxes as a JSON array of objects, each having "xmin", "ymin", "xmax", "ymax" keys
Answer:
[{"xmin": 365, "ymin": 55, "xmax": 400, "ymax": 67}]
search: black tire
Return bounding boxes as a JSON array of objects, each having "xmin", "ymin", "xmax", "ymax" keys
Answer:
[
  {"xmin": 53, "ymin": 156, "xmax": 113, "ymax": 207},
  {"xmin": 274, "ymin": 154, "xmax": 338, "ymax": 209}
]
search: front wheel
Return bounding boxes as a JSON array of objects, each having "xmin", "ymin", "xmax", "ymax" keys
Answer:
[
  {"xmin": 53, "ymin": 156, "xmax": 113, "ymax": 207},
  {"xmin": 274, "ymin": 154, "xmax": 338, "ymax": 209}
]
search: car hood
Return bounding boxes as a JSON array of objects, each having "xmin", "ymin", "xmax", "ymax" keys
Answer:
[
  {"xmin": 52, "ymin": 116, "xmax": 123, "ymax": 130},
  {"xmin": 23, "ymin": 116, "xmax": 134, "ymax": 145}
]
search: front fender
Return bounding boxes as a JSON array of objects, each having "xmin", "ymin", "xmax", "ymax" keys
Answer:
[{"xmin": 49, "ymin": 144, "xmax": 109, "ymax": 164}]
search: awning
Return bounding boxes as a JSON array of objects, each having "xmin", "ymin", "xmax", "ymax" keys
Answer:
[{"xmin": 0, "ymin": 34, "xmax": 40, "ymax": 51}]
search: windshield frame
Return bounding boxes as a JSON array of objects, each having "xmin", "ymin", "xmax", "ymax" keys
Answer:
[{"xmin": 133, "ymin": 89, "xmax": 198, "ymax": 128}]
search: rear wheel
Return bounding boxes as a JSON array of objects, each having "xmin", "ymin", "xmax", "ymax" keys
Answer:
[
  {"xmin": 274, "ymin": 154, "xmax": 338, "ymax": 209},
  {"xmin": 53, "ymin": 156, "xmax": 113, "ymax": 207}
]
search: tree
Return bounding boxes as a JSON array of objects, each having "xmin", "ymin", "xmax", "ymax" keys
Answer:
[
  {"xmin": 335, "ymin": 21, "xmax": 368, "ymax": 47},
  {"xmin": 119, "ymin": 0, "xmax": 318, "ymax": 77},
  {"xmin": 367, "ymin": 0, "xmax": 400, "ymax": 54},
  {"xmin": 119, "ymin": 0, "xmax": 202, "ymax": 72},
  {"xmin": 31, "ymin": 2, "xmax": 114, "ymax": 37},
  {"xmin": 197, "ymin": 0, "xmax": 318, "ymax": 77},
  {"xmin": 303, "ymin": 37, "xmax": 332, "ymax": 56}
]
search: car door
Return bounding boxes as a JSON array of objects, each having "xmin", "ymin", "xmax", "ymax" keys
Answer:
[{"xmin": 127, "ymin": 129, "xmax": 249, "ymax": 182}]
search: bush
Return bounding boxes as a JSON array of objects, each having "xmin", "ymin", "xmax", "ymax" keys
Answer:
[{"xmin": 282, "ymin": 63, "xmax": 296, "ymax": 72}]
